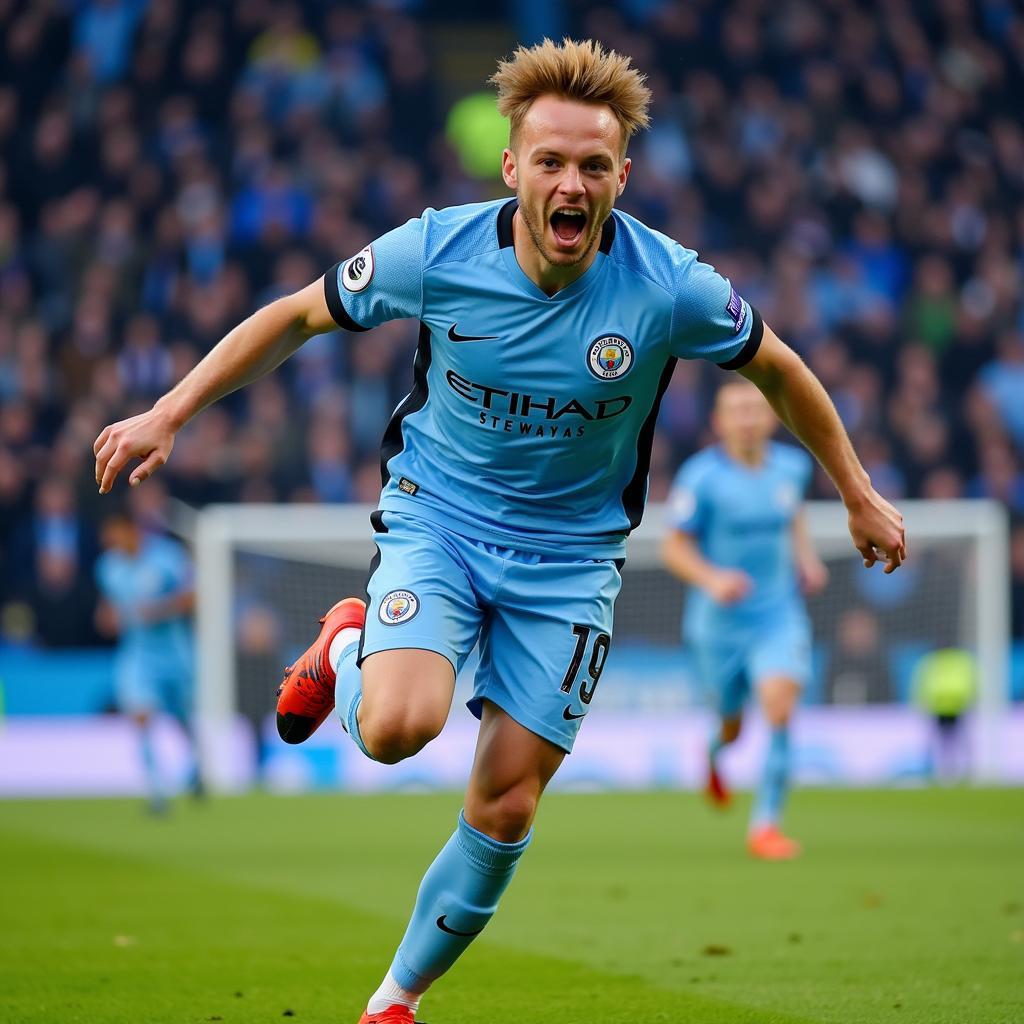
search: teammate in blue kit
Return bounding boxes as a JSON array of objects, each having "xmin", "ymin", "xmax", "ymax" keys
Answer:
[
  {"xmin": 93, "ymin": 39, "xmax": 905, "ymax": 1023},
  {"xmin": 663, "ymin": 380, "xmax": 829, "ymax": 859},
  {"xmin": 95, "ymin": 507, "xmax": 200, "ymax": 814}
]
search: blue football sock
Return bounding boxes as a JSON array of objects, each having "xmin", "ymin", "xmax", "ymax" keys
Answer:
[
  {"xmin": 389, "ymin": 812, "xmax": 532, "ymax": 993},
  {"xmin": 138, "ymin": 722, "xmax": 162, "ymax": 803},
  {"xmin": 333, "ymin": 640, "xmax": 375, "ymax": 760},
  {"xmin": 752, "ymin": 726, "xmax": 790, "ymax": 828},
  {"xmin": 709, "ymin": 729, "xmax": 727, "ymax": 762}
]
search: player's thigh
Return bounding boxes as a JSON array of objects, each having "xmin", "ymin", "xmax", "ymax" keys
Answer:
[
  {"xmin": 690, "ymin": 639, "xmax": 749, "ymax": 719},
  {"xmin": 156, "ymin": 657, "xmax": 194, "ymax": 722},
  {"xmin": 470, "ymin": 555, "xmax": 621, "ymax": 754},
  {"xmin": 359, "ymin": 511, "xmax": 484, "ymax": 731},
  {"xmin": 749, "ymin": 613, "xmax": 811, "ymax": 726},
  {"xmin": 359, "ymin": 647, "xmax": 456, "ymax": 739},
  {"xmin": 464, "ymin": 699, "xmax": 566, "ymax": 842},
  {"xmin": 114, "ymin": 653, "xmax": 158, "ymax": 718}
]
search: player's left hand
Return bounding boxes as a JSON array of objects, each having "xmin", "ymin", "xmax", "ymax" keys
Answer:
[{"xmin": 846, "ymin": 489, "xmax": 906, "ymax": 573}]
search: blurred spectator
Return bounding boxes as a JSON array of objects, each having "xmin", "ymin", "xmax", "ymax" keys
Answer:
[
  {"xmin": 977, "ymin": 331, "xmax": 1024, "ymax": 450},
  {"xmin": 826, "ymin": 607, "xmax": 894, "ymax": 704}
]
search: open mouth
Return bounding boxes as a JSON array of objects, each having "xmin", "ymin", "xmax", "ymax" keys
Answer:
[{"xmin": 549, "ymin": 207, "xmax": 587, "ymax": 248}]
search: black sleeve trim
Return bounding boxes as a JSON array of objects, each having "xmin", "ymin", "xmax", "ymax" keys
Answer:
[
  {"xmin": 718, "ymin": 306, "xmax": 763, "ymax": 371},
  {"xmin": 324, "ymin": 261, "xmax": 370, "ymax": 332}
]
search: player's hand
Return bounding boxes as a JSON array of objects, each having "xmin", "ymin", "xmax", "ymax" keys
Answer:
[
  {"xmin": 93, "ymin": 407, "xmax": 176, "ymax": 494},
  {"xmin": 799, "ymin": 558, "xmax": 829, "ymax": 595},
  {"xmin": 94, "ymin": 601, "xmax": 119, "ymax": 637},
  {"xmin": 846, "ymin": 489, "xmax": 906, "ymax": 574},
  {"xmin": 706, "ymin": 569, "xmax": 753, "ymax": 605}
]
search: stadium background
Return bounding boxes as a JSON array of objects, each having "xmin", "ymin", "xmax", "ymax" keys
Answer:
[
  {"xmin": 0, "ymin": 0, "xmax": 1023, "ymax": 787},
  {"xmin": 2, "ymin": 6, "xmax": 1023, "ymax": 1024}
]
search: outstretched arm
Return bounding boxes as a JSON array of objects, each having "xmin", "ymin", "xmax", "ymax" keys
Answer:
[
  {"xmin": 738, "ymin": 325, "xmax": 906, "ymax": 572},
  {"xmin": 93, "ymin": 277, "xmax": 336, "ymax": 493}
]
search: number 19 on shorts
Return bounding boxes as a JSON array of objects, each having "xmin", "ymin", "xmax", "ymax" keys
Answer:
[{"xmin": 560, "ymin": 623, "xmax": 611, "ymax": 706}]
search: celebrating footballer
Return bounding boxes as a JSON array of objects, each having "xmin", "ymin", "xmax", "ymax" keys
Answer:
[{"xmin": 94, "ymin": 38, "xmax": 905, "ymax": 1023}]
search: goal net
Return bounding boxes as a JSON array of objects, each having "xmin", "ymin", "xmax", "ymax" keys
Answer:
[{"xmin": 193, "ymin": 500, "xmax": 1009, "ymax": 789}]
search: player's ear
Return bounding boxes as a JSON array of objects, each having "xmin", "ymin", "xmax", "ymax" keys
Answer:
[
  {"xmin": 616, "ymin": 156, "xmax": 631, "ymax": 197},
  {"xmin": 501, "ymin": 148, "xmax": 518, "ymax": 190}
]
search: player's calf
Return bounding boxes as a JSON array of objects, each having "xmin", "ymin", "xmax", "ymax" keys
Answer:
[{"xmin": 464, "ymin": 777, "xmax": 539, "ymax": 843}]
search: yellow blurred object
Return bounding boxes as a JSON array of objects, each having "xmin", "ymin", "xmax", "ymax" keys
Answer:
[
  {"xmin": 913, "ymin": 648, "xmax": 976, "ymax": 717},
  {"xmin": 445, "ymin": 92, "xmax": 509, "ymax": 180}
]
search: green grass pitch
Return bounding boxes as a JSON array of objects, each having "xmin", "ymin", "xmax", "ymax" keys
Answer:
[{"xmin": 1, "ymin": 788, "xmax": 1021, "ymax": 1024}]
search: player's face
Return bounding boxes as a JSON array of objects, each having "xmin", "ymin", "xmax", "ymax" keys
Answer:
[
  {"xmin": 502, "ymin": 95, "xmax": 630, "ymax": 270},
  {"xmin": 101, "ymin": 518, "xmax": 138, "ymax": 553},
  {"xmin": 713, "ymin": 385, "xmax": 776, "ymax": 451}
]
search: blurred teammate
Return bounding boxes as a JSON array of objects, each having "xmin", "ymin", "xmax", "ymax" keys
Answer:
[
  {"xmin": 663, "ymin": 381, "xmax": 828, "ymax": 859},
  {"xmin": 93, "ymin": 39, "xmax": 904, "ymax": 1023},
  {"xmin": 96, "ymin": 507, "xmax": 199, "ymax": 813}
]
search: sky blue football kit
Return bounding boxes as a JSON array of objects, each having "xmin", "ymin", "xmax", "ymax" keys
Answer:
[
  {"xmin": 320, "ymin": 198, "xmax": 764, "ymax": 1003},
  {"xmin": 668, "ymin": 441, "xmax": 813, "ymax": 829},
  {"xmin": 96, "ymin": 534, "xmax": 196, "ymax": 805}
]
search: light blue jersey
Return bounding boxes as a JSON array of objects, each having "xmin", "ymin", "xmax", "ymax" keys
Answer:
[
  {"xmin": 668, "ymin": 442, "xmax": 813, "ymax": 641},
  {"xmin": 327, "ymin": 199, "xmax": 763, "ymax": 558},
  {"xmin": 96, "ymin": 535, "xmax": 194, "ymax": 713}
]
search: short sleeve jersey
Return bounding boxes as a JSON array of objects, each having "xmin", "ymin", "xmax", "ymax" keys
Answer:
[
  {"xmin": 667, "ymin": 442, "xmax": 813, "ymax": 635},
  {"xmin": 95, "ymin": 535, "xmax": 194, "ymax": 663},
  {"xmin": 327, "ymin": 199, "xmax": 764, "ymax": 558}
]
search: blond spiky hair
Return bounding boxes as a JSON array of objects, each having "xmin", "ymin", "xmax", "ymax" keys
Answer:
[{"xmin": 490, "ymin": 38, "xmax": 652, "ymax": 152}]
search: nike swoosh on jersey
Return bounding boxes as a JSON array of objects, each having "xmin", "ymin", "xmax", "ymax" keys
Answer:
[
  {"xmin": 447, "ymin": 324, "xmax": 499, "ymax": 342},
  {"xmin": 562, "ymin": 706, "xmax": 587, "ymax": 720},
  {"xmin": 436, "ymin": 915, "xmax": 483, "ymax": 936}
]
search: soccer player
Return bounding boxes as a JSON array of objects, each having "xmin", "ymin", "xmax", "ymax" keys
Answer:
[
  {"xmin": 95, "ymin": 507, "xmax": 200, "ymax": 814},
  {"xmin": 92, "ymin": 39, "xmax": 905, "ymax": 1023},
  {"xmin": 662, "ymin": 380, "xmax": 829, "ymax": 859}
]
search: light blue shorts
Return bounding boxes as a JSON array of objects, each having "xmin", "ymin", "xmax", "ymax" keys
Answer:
[
  {"xmin": 358, "ymin": 511, "xmax": 623, "ymax": 752},
  {"xmin": 688, "ymin": 610, "xmax": 811, "ymax": 718},
  {"xmin": 114, "ymin": 649, "xmax": 193, "ymax": 718}
]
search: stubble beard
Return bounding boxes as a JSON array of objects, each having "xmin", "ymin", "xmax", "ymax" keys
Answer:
[{"xmin": 517, "ymin": 194, "xmax": 601, "ymax": 269}]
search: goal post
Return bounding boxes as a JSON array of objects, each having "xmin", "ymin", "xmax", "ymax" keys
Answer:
[{"xmin": 193, "ymin": 499, "xmax": 1010, "ymax": 787}]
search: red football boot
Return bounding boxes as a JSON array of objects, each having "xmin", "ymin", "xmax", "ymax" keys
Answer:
[
  {"xmin": 275, "ymin": 597, "xmax": 365, "ymax": 744},
  {"xmin": 357, "ymin": 1005, "xmax": 422, "ymax": 1024},
  {"xmin": 748, "ymin": 824, "xmax": 802, "ymax": 860},
  {"xmin": 704, "ymin": 757, "xmax": 732, "ymax": 809}
]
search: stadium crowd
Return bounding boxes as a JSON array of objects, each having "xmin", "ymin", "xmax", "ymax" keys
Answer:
[{"xmin": 1, "ymin": 0, "xmax": 1023, "ymax": 654}]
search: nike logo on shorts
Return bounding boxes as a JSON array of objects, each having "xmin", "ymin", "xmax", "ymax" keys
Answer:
[
  {"xmin": 562, "ymin": 706, "xmax": 586, "ymax": 720},
  {"xmin": 447, "ymin": 324, "xmax": 499, "ymax": 343}
]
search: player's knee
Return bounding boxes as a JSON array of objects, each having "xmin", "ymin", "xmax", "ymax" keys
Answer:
[
  {"xmin": 759, "ymin": 679, "xmax": 798, "ymax": 727},
  {"xmin": 763, "ymin": 704, "xmax": 792, "ymax": 729},
  {"xmin": 471, "ymin": 783, "xmax": 539, "ymax": 843},
  {"xmin": 359, "ymin": 705, "xmax": 444, "ymax": 764},
  {"xmin": 721, "ymin": 716, "xmax": 742, "ymax": 743}
]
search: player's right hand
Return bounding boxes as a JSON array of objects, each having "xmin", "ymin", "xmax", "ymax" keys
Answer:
[
  {"xmin": 93, "ymin": 407, "xmax": 176, "ymax": 494},
  {"xmin": 707, "ymin": 569, "xmax": 753, "ymax": 605}
]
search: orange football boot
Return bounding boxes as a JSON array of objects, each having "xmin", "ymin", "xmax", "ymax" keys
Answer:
[
  {"xmin": 275, "ymin": 597, "xmax": 365, "ymax": 744},
  {"xmin": 704, "ymin": 758, "xmax": 732, "ymax": 808},
  {"xmin": 747, "ymin": 824, "xmax": 802, "ymax": 860},
  {"xmin": 357, "ymin": 1005, "xmax": 422, "ymax": 1024}
]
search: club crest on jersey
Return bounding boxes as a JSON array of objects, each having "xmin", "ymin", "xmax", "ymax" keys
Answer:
[
  {"xmin": 379, "ymin": 589, "xmax": 419, "ymax": 625},
  {"xmin": 587, "ymin": 334, "xmax": 634, "ymax": 380},
  {"xmin": 342, "ymin": 245, "xmax": 374, "ymax": 293},
  {"xmin": 775, "ymin": 481, "xmax": 798, "ymax": 512}
]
